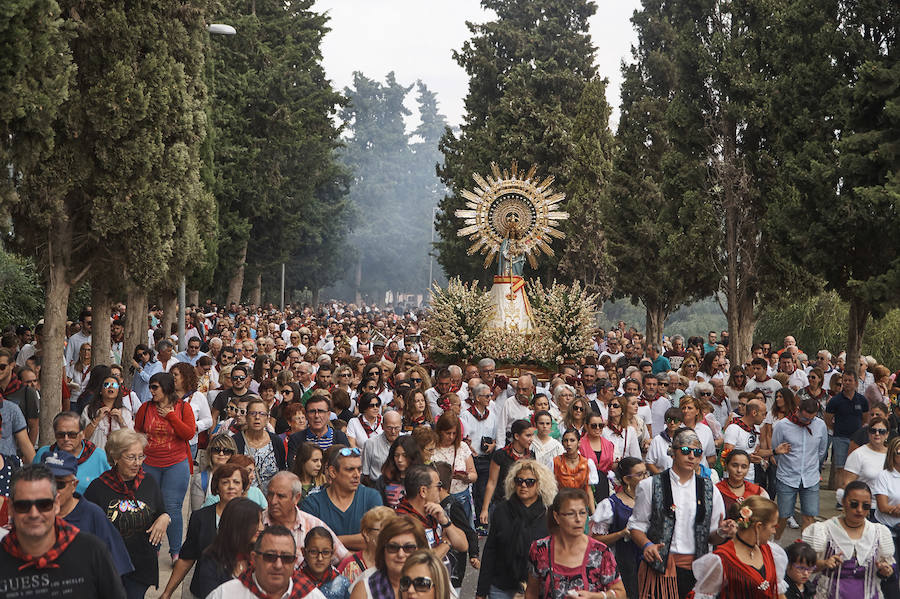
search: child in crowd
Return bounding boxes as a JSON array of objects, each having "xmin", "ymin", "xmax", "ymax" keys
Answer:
[{"xmin": 784, "ymin": 541, "xmax": 817, "ymax": 599}]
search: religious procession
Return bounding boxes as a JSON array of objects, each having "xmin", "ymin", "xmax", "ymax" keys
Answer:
[{"xmin": 1, "ymin": 1, "xmax": 898, "ymax": 599}]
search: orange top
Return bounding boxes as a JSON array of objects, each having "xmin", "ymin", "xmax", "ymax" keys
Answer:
[{"xmin": 553, "ymin": 454, "xmax": 590, "ymax": 489}]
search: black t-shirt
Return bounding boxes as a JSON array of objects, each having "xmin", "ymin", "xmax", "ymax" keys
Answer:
[
  {"xmin": 5, "ymin": 386, "xmax": 40, "ymax": 422},
  {"xmin": 0, "ymin": 531, "xmax": 126, "ymax": 598},
  {"xmin": 83, "ymin": 475, "xmax": 165, "ymax": 587},
  {"xmin": 212, "ymin": 388, "xmax": 254, "ymax": 413},
  {"xmin": 191, "ymin": 554, "xmax": 232, "ymax": 599}
]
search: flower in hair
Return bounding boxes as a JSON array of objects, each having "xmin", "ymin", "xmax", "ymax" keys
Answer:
[{"xmin": 738, "ymin": 506, "xmax": 753, "ymax": 529}]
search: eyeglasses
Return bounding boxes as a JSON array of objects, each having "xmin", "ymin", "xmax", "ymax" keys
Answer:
[
  {"xmin": 848, "ymin": 500, "xmax": 872, "ymax": 511},
  {"xmin": 304, "ymin": 549, "xmax": 333, "ymax": 559},
  {"xmin": 410, "ymin": 378, "xmax": 423, "ymax": 384},
  {"xmin": 572, "ymin": 406, "xmax": 585, "ymax": 412},
  {"xmin": 103, "ymin": 381, "xmax": 120, "ymax": 390},
  {"xmin": 609, "ymin": 404, "xmax": 620, "ymax": 409},
  {"xmin": 514, "ymin": 477, "xmax": 537, "ymax": 488},
  {"xmin": 307, "ymin": 408, "xmax": 329, "ymax": 415},
  {"xmin": 210, "ymin": 447, "xmax": 236, "ymax": 456},
  {"xmin": 339, "ymin": 447, "xmax": 361, "ymax": 457},
  {"xmin": 386, "ymin": 542, "xmax": 419, "ymax": 554},
  {"xmin": 281, "ymin": 389, "xmax": 293, "ymax": 394},
  {"xmin": 55, "ymin": 479, "xmax": 74, "ymax": 490},
  {"xmin": 626, "ymin": 471, "xmax": 650, "ymax": 479},
  {"xmin": 871, "ymin": 428, "xmax": 888, "ymax": 436},
  {"xmin": 589, "ymin": 422, "xmax": 604, "ymax": 429},
  {"xmin": 339, "ymin": 373, "xmax": 352, "ymax": 378},
  {"xmin": 121, "ymin": 454, "xmax": 145, "ymax": 463},
  {"xmin": 257, "ymin": 552, "xmax": 297, "ymax": 564},
  {"xmin": 232, "ymin": 375, "xmax": 247, "ymax": 381},
  {"xmin": 698, "ymin": 392, "xmax": 713, "ymax": 397},
  {"xmin": 227, "ymin": 406, "xmax": 247, "ymax": 415},
  {"xmin": 384, "ymin": 425, "xmax": 402, "ymax": 432},
  {"xmin": 791, "ymin": 565, "xmax": 815, "ymax": 574},
  {"xmin": 12, "ymin": 498, "xmax": 55, "ymax": 514},
  {"xmin": 54, "ymin": 431, "xmax": 80, "ymax": 439},
  {"xmin": 248, "ymin": 411, "xmax": 268, "ymax": 418},
  {"xmin": 678, "ymin": 447, "xmax": 703, "ymax": 457},
  {"xmin": 558, "ymin": 509, "xmax": 588, "ymax": 519},
  {"xmin": 400, "ymin": 576, "xmax": 434, "ymax": 592},
  {"xmin": 665, "ymin": 418, "xmax": 682, "ymax": 425},
  {"xmin": 365, "ymin": 402, "xmax": 382, "ymax": 409},
  {"xmin": 149, "ymin": 384, "xmax": 161, "ymax": 391}
]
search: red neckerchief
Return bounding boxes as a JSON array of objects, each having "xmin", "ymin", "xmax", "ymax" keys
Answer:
[
  {"xmin": 237, "ymin": 565, "xmax": 318, "ymax": 599},
  {"xmin": 787, "ymin": 410, "xmax": 813, "ymax": 435},
  {"xmin": 360, "ymin": 414, "xmax": 382, "ymax": 437},
  {"xmin": 730, "ymin": 418, "xmax": 756, "ymax": 435},
  {"xmin": 0, "ymin": 374, "xmax": 23, "ymax": 404},
  {"xmin": 804, "ymin": 386, "xmax": 827, "ymax": 400},
  {"xmin": 502, "ymin": 443, "xmax": 530, "ymax": 462},
  {"xmin": 50, "ymin": 440, "xmax": 97, "ymax": 465},
  {"xmin": 606, "ymin": 421, "xmax": 624, "ymax": 437},
  {"xmin": 709, "ymin": 394, "xmax": 725, "ymax": 406},
  {"xmin": 300, "ymin": 563, "xmax": 340, "ymax": 587},
  {"xmin": 2, "ymin": 517, "xmax": 79, "ymax": 570},
  {"xmin": 467, "ymin": 404, "xmax": 489, "ymax": 421},
  {"xmin": 396, "ymin": 498, "xmax": 441, "ymax": 537},
  {"xmin": 98, "ymin": 466, "xmax": 145, "ymax": 499}
]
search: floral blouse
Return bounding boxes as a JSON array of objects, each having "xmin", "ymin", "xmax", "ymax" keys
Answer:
[{"xmin": 528, "ymin": 536, "xmax": 620, "ymax": 599}]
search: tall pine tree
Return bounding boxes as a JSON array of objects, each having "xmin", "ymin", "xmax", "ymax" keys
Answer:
[{"xmin": 436, "ymin": 0, "xmax": 597, "ymax": 284}]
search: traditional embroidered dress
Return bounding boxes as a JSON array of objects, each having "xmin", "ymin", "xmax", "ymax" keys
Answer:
[
  {"xmin": 553, "ymin": 454, "xmax": 590, "ymax": 490},
  {"xmin": 591, "ymin": 494, "xmax": 639, "ymax": 599},
  {"xmin": 527, "ymin": 536, "xmax": 620, "ymax": 599},
  {"xmin": 802, "ymin": 517, "xmax": 896, "ymax": 599},
  {"xmin": 716, "ymin": 479, "xmax": 766, "ymax": 513},
  {"xmin": 690, "ymin": 540, "xmax": 787, "ymax": 599}
]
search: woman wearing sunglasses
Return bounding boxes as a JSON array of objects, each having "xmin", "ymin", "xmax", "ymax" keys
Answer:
[
  {"xmin": 802, "ymin": 480, "xmax": 896, "ymax": 599},
  {"xmin": 526, "ymin": 487, "xmax": 626, "ymax": 599},
  {"xmin": 629, "ymin": 427, "xmax": 736, "ymax": 599},
  {"xmin": 84, "ymin": 428, "xmax": 170, "ymax": 599},
  {"xmin": 83, "ymin": 375, "xmax": 133, "ymax": 449},
  {"xmin": 841, "ymin": 415, "xmax": 890, "ymax": 505},
  {"xmin": 350, "ymin": 515, "xmax": 428, "ymax": 599},
  {"xmin": 189, "ymin": 433, "xmax": 238, "ymax": 511},
  {"xmin": 399, "ymin": 549, "xmax": 451, "ymax": 599},
  {"xmin": 591, "ymin": 457, "xmax": 646, "ymax": 599},
  {"xmin": 348, "ymin": 392, "xmax": 384, "ymax": 450},
  {"xmin": 477, "ymin": 459, "xmax": 556, "ymax": 599},
  {"xmin": 562, "ymin": 398, "xmax": 590, "ymax": 437},
  {"xmin": 580, "ymin": 412, "xmax": 615, "ymax": 503}
]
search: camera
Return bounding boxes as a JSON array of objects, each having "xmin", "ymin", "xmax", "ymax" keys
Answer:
[{"xmin": 480, "ymin": 436, "xmax": 494, "ymax": 452}]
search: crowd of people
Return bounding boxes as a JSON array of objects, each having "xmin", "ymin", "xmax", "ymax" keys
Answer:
[{"xmin": 0, "ymin": 302, "xmax": 899, "ymax": 599}]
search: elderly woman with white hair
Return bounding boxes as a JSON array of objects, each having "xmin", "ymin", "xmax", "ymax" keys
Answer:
[
  {"xmin": 84, "ymin": 428, "xmax": 170, "ymax": 599},
  {"xmin": 628, "ymin": 427, "xmax": 737, "ymax": 599},
  {"xmin": 476, "ymin": 459, "xmax": 557, "ymax": 599}
]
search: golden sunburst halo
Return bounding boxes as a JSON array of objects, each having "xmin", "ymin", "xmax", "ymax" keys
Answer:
[{"xmin": 455, "ymin": 161, "xmax": 569, "ymax": 270}]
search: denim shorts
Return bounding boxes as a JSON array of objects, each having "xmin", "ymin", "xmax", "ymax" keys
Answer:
[
  {"xmin": 775, "ymin": 479, "xmax": 820, "ymax": 518},
  {"xmin": 832, "ymin": 436, "xmax": 851, "ymax": 469}
]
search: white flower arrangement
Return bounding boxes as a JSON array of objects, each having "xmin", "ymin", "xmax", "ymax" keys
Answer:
[
  {"xmin": 426, "ymin": 278, "xmax": 494, "ymax": 360},
  {"xmin": 529, "ymin": 279, "xmax": 599, "ymax": 363}
]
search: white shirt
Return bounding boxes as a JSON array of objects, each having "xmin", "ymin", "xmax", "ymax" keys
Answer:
[
  {"xmin": 187, "ymin": 390, "xmax": 213, "ymax": 445},
  {"xmin": 786, "ymin": 369, "xmax": 809, "ymax": 391},
  {"xmin": 65, "ymin": 330, "xmax": 91, "ymax": 365},
  {"xmin": 495, "ymin": 398, "xmax": 532, "ymax": 447},
  {"xmin": 346, "ymin": 415, "xmax": 383, "ymax": 450},
  {"xmin": 425, "ymin": 387, "xmax": 444, "ymax": 419},
  {"xmin": 207, "ymin": 577, "xmax": 325, "ymax": 599},
  {"xmin": 629, "ymin": 469, "xmax": 727, "ymax": 556},
  {"xmin": 601, "ymin": 426, "xmax": 641, "ymax": 461},
  {"xmin": 360, "ymin": 432, "xmax": 392, "ymax": 479},
  {"xmin": 531, "ymin": 436, "xmax": 564, "ymax": 471},
  {"xmin": 744, "ymin": 377, "xmax": 782, "ymax": 411},
  {"xmin": 459, "ymin": 405, "xmax": 497, "ymax": 457},
  {"xmin": 723, "ymin": 422, "xmax": 759, "ymax": 483},
  {"xmin": 873, "ymin": 469, "xmax": 900, "ymax": 528},
  {"xmin": 844, "ymin": 444, "xmax": 887, "ymax": 488},
  {"xmin": 694, "ymin": 421, "xmax": 717, "ymax": 461},
  {"xmin": 646, "ymin": 434, "xmax": 673, "ymax": 472}
]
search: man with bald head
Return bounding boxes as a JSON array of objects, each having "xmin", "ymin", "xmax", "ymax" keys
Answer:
[
  {"xmin": 723, "ymin": 398, "xmax": 768, "ymax": 483},
  {"xmin": 263, "ymin": 471, "xmax": 348, "ymax": 564},
  {"xmin": 361, "ymin": 410, "xmax": 402, "ymax": 484}
]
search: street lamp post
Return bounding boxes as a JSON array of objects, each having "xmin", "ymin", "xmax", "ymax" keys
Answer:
[{"xmin": 428, "ymin": 206, "xmax": 438, "ymax": 299}]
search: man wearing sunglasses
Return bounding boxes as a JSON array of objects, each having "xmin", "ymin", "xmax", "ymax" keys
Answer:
[
  {"xmin": 210, "ymin": 363, "xmax": 252, "ymax": 426},
  {"xmin": 0, "ymin": 464, "xmax": 126, "ymax": 598},
  {"xmin": 629, "ymin": 428, "xmax": 736, "ymax": 598},
  {"xmin": 207, "ymin": 526, "xmax": 326, "ymax": 599},
  {"xmin": 772, "ymin": 397, "xmax": 828, "ymax": 539},
  {"xmin": 300, "ymin": 445, "xmax": 382, "ymax": 552},
  {"xmin": 35, "ymin": 412, "xmax": 114, "ymax": 495}
]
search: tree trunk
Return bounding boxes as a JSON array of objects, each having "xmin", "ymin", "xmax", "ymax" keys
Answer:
[
  {"xmin": 124, "ymin": 287, "xmax": 149, "ymax": 387},
  {"xmin": 188, "ymin": 289, "xmax": 199, "ymax": 306},
  {"xmin": 160, "ymin": 288, "xmax": 177, "ymax": 339},
  {"xmin": 726, "ymin": 292, "xmax": 755, "ymax": 367},
  {"xmin": 40, "ymin": 259, "xmax": 72, "ymax": 444},
  {"xmin": 846, "ymin": 298, "xmax": 869, "ymax": 376},
  {"xmin": 227, "ymin": 241, "xmax": 248, "ymax": 305},
  {"xmin": 90, "ymin": 276, "xmax": 112, "ymax": 367},
  {"xmin": 311, "ymin": 287, "xmax": 320, "ymax": 307},
  {"xmin": 249, "ymin": 271, "xmax": 262, "ymax": 307},
  {"xmin": 644, "ymin": 302, "xmax": 667, "ymax": 348}
]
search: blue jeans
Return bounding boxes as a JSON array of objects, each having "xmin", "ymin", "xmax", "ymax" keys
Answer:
[
  {"xmin": 144, "ymin": 458, "xmax": 190, "ymax": 555},
  {"xmin": 473, "ymin": 456, "xmax": 491, "ymax": 523},
  {"xmin": 775, "ymin": 479, "xmax": 820, "ymax": 518},
  {"xmin": 451, "ymin": 487, "xmax": 474, "ymax": 530},
  {"xmin": 489, "ymin": 585, "xmax": 518, "ymax": 599}
]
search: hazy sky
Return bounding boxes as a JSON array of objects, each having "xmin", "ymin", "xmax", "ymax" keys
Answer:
[{"xmin": 313, "ymin": 0, "xmax": 643, "ymax": 130}]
